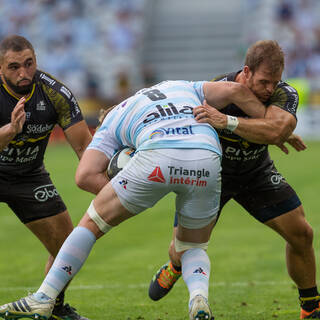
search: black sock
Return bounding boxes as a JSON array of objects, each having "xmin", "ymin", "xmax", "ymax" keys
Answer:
[
  {"xmin": 299, "ymin": 287, "xmax": 319, "ymax": 312},
  {"xmin": 55, "ymin": 291, "xmax": 65, "ymax": 307}
]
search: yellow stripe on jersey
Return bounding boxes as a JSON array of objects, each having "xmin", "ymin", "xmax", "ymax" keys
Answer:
[
  {"xmin": 2, "ymin": 83, "xmax": 35, "ymax": 102},
  {"xmin": 218, "ymin": 135, "xmax": 239, "ymax": 143},
  {"xmin": 10, "ymin": 129, "xmax": 53, "ymax": 146}
]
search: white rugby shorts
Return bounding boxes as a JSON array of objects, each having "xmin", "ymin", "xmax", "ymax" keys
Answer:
[{"xmin": 111, "ymin": 149, "xmax": 221, "ymax": 229}]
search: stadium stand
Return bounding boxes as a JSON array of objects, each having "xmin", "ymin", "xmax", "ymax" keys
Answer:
[{"xmin": 1, "ymin": 0, "xmax": 320, "ymax": 138}]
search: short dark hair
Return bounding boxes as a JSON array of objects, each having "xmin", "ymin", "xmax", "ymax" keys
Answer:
[
  {"xmin": 0, "ymin": 35, "xmax": 35, "ymax": 63},
  {"xmin": 245, "ymin": 40, "xmax": 284, "ymax": 75}
]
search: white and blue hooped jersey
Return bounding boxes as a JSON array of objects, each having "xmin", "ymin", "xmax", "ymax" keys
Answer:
[{"xmin": 88, "ymin": 80, "xmax": 222, "ymax": 159}]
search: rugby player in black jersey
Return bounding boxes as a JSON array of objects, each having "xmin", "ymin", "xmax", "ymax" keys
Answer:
[
  {"xmin": 0, "ymin": 35, "xmax": 92, "ymax": 320},
  {"xmin": 148, "ymin": 40, "xmax": 319, "ymax": 319}
]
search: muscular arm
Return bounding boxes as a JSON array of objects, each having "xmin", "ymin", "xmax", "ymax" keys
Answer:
[
  {"xmin": 195, "ymin": 102, "xmax": 297, "ymax": 145},
  {"xmin": 203, "ymin": 81, "xmax": 266, "ymax": 118},
  {"xmin": 0, "ymin": 97, "xmax": 26, "ymax": 151},
  {"xmin": 64, "ymin": 120, "xmax": 92, "ymax": 159},
  {"xmin": 75, "ymin": 149, "xmax": 110, "ymax": 195},
  {"xmin": 232, "ymin": 105, "xmax": 297, "ymax": 144}
]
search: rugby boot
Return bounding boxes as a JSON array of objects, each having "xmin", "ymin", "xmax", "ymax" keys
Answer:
[
  {"xmin": 0, "ymin": 293, "xmax": 54, "ymax": 320},
  {"xmin": 300, "ymin": 297, "xmax": 320, "ymax": 319},
  {"xmin": 149, "ymin": 261, "xmax": 181, "ymax": 301},
  {"xmin": 50, "ymin": 303, "xmax": 89, "ymax": 320},
  {"xmin": 300, "ymin": 308, "xmax": 320, "ymax": 319},
  {"xmin": 189, "ymin": 294, "xmax": 214, "ymax": 320}
]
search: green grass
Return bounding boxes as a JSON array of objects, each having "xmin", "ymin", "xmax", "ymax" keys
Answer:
[{"xmin": 0, "ymin": 141, "xmax": 320, "ymax": 319}]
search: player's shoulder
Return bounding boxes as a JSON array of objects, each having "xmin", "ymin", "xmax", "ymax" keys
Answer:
[
  {"xmin": 210, "ymin": 71, "xmax": 239, "ymax": 82},
  {"xmin": 275, "ymin": 80, "xmax": 298, "ymax": 95},
  {"xmin": 271, "ymin": 80, "xmax": 299, "ymax": 103},
  {"xmin": 35, "ymin": 69, "xmax": 75, "ymax": 101}
]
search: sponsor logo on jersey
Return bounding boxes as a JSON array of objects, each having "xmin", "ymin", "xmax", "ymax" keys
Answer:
[
  {"xmin": 40, "ymin": 73, "xmax": 56, "ymax": 86},
  {"xmin": 26, "ymin": 123, "xmax": 54, "ymax": 134},
  {"xmin": 168, "ymin": 166, "xmax": 209, "ymax": 187},
  {"xmin": 60, "ymin": 86, "xmax": 72, "ymax": 99},
  {"xmin": 143, "ymin": 103, "xmax": 193, "ymax": 124},
  {"xmin": 33, "ymin": 184, "xmax": 59, "ymax": 202},
  {"xmin": 148, "ymin": 167, "xmax": 166, "ymax": 183},
  {"xmin": 70, "ymin": 96, "xmax": 81, "ymax": 116},
  {"xmin": 223, "ymin": 145, "xmax": 267, "ymax": 161},
  {"xmin": 150, "ymin": 125, "xmax": 194, "ymax": 139},
  {"xmin": 0, "ymin": 145, "xmax": 40, "ymax": 163},
  {"xmin": 36, "ymin": 100, "xmax": 46, "ymax": 111},
  {"xmin": 193, "ymin": 267, "xmax": 207, "ymax": 276}
]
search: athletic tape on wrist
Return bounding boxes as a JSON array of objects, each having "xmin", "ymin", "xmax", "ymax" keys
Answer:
[
  {"xmin": 87, "ymin": 201, "xmax": 112, "ymax": 234},
  {"xmin": 226, "ymin": 115, "xmax": 239, "ymax": 131}
]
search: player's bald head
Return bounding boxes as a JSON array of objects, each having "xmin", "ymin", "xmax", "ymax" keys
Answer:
[{"xmin": 0, "ymin": 35, "xmax": 35, "ymax": 64}]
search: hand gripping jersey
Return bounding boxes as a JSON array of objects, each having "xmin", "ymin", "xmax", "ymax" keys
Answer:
[
  {"xmin": 211, "ymin": 71, "xmax": 299, "ymax": 178},
  {"xmin": 0, "ymin": 70, "xmax": 84, "ymax": 175},
  {"xmin": 89, "ymin": 80, "xmax": 222, "ymax": 158}
]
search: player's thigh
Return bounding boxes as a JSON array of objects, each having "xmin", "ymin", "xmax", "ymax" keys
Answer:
[
  {"xmin": 233, "ymin": 165, "xmax": 301, "ymax": 223},
  {"xmin": 92, "ymin": 182, "xmax": 135, "ymax": 226},
  {"xmin": 265, "ymin": 205, "xmax": 313, "ymax": 247},
  {"xmin": 175, "ymin": 152, "xmax": 221, "ymax": 230},
  {"xmin": 109, "ymin": 150, "xmax": 170, "ymax": 215}
]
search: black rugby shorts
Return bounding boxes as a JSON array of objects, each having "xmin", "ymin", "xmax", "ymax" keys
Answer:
[
  {"xmin": 0, "ymin": 166, "xmax": 67, "ymax": 224},
  {"xmin": 219, "ymin": 163, "xmax": 301, "ymax": 223}
]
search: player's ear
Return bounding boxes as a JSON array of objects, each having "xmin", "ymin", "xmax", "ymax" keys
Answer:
[{"xmin": 243, "ymin": 66, "xmax": 252, "ymax": 80}]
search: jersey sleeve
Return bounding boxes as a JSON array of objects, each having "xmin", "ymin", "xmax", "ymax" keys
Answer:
[
  {"xmin": 39, "ymin": 72, "xmax": 84, "ymax": 130},
  {"xmin": 268, "ymin": 82, "xmax": 299, "ymax": 118},
  {"xmin": 190, "ymin": 81, "xmax": 207, "ymax": 104},
  {"xmin": 87, "ymin": 107, "xmax": 122, "ymax": 159}
]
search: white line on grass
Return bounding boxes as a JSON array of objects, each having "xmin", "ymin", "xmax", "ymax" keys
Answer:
[{"xmin": 0, "ymin": 280, "xmax": 294, "ymax": 292}]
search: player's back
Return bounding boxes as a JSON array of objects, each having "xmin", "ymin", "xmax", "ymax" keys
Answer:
[{"xmin": 93, "ymin": 80, "xmax": 222, "ymax": 158}]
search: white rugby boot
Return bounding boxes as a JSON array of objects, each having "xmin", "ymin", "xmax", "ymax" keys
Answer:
[
  {"xmin": 0, "ymin": 293, "xmax": 54, "ymax": 320},
  {"xmin": 189, "ymin": 294, "xmax": 214, "ymax": 320}
]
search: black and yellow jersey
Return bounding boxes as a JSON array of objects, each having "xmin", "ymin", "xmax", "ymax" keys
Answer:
[
  {"xmin": 0, "ymin": 70, "xmax": 84, "ymax": 174},
  {"xmin": 211, "ymin": 71, "xmax": 299, "ymax": 178}
]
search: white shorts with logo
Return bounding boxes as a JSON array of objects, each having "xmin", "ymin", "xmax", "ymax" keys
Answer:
[{"xmin": 111, "ymin": 148, "xmax": 221, "ymax": 229}]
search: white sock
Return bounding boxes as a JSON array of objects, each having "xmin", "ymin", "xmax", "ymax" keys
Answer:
[
  {"xmin": 181, "ymin": 248, "xmax": 210, "ymax": 305},
  {"xmin": 36, "ymin": 226, "xmax": 96, "ymax": 300}
]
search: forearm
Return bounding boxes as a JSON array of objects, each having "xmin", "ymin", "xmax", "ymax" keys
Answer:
[
  {"xmin": 75, "ymin": 149, "xmax": 110, "ymax": 195},
  {"xmin": 0, "ymin": 123, "xmax": 17, "ymax": 151},
  {"xmin": 232, "ymin": 117, "xmax": 293, "ymax": 144},
  {"xmin": 76, "ymin": 172, "xmax": 109, "ymax": 195},
  {"xmin": 203, "ymin": 82, "xmax": 266, "ymax": 118},
  {"xmin": 64, "ymin": 121, "xmax": 92, "ymax": 160},
  {"xmin": 228, "ymin": 84, "xmax": 266, "ymax": 118}
]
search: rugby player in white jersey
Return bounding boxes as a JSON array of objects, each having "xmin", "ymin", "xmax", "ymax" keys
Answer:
[{"xmin": 0, "ymin": 79, "xmax": 266, "ymax": 320}]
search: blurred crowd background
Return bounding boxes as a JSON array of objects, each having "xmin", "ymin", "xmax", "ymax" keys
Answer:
[{"xmin": 0, "ymin": 0, "xmax": 319, "ymax": 137}]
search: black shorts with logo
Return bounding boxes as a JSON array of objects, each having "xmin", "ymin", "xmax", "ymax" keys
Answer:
[
  {"xmin": 0, "ymin": 165, "xmax": 66, "ymax": 224},
  {"xmin": 218, "ymin": 161, "xmax": 301, "ymax": 223}
]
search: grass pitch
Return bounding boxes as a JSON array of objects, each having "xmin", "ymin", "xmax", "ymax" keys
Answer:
[{"xmin": 0, "ymin": 140, "xmax": 319, "ymax": 319}]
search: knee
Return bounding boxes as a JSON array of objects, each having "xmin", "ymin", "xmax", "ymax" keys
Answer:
[
  {"xmin": 302, "ymin": 223, "xmax": 314, "ymax": 247},
  {"xmin": 289, "ymin": 222, "xmax": 314, "ymax": 251}
]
